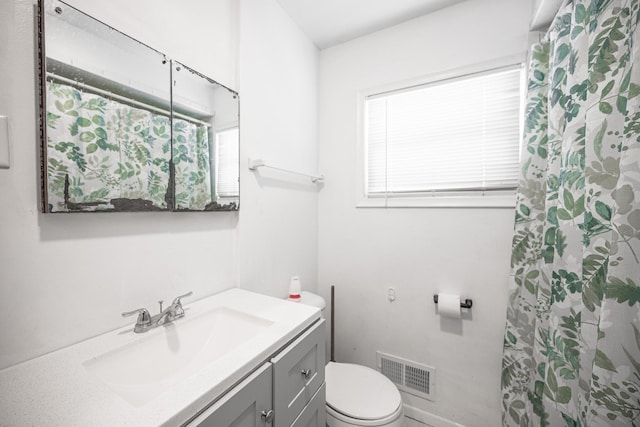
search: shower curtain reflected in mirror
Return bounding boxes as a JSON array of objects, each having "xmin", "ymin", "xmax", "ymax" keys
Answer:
[
  {"xmin": 46, "ymin": 81, "xmax": 212, "ymax": 212},
  {"xmin": 501, "ymin": 1, "xmax": 640, "ymax": 426},
  {"xmin": 172, "ymin": 119, "xmax": 212, "ymax": 211}
]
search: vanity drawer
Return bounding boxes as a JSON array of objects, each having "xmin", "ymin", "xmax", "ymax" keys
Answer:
[
  {"xmin": 185, "ymin": 363, "xmax": 273, "ymax": 427},
  {"xmin": 271, "ymin": 319, "xmax": 325, "ymax": 427},
  {"xmin": 290, "ymin": 383, "xmax": 326, "ymax": 427}
]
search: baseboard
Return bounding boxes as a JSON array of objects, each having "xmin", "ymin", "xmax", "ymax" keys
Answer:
[{"xmin": 403, "ymin": 404, "xmax": 465, "ymax": 427}]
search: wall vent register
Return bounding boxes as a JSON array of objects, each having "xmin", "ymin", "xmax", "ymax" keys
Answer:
[{"xmin": 376, "ymin": 351, "xmax": 435, "ymax": 401}]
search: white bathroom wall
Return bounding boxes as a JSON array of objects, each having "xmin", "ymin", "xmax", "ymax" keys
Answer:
[
  {"xmin": 236, "ymin": 0, "xmax": 319, "ymax": 298},
  {"xmin": 0, "ymin": 0, "xmax": 319, "ymax": 370},
  {"xmin": 317, "ymin": 1, "xmax": 532, "ymax": 426},
  {"xmin": 0, "ymin": 0, "xmax": 237, "ymax": 371}
]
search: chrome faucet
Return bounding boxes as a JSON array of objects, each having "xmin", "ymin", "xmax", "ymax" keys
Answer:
[{"xmin": 122, "ymin": 291, "xmax": 193, "ymax": 333}]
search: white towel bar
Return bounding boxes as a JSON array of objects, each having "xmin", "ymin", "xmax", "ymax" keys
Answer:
[{"xmin": 248, "ymin": 158, "xmax": 324, "ymax": 183}]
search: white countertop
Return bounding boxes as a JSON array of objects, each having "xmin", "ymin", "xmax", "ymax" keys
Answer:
[{"xmin": 0, "ymin": 288, "xmax": 320, "ymax": 426}]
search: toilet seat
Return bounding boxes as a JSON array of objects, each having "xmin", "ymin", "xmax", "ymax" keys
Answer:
[
  {"xmin": 325, "ymin": 362, "xmax": 403, "ymax": 425},
  {"xmin": 326, "ymin": 402, "xmax": 404, "ymax": 426}
]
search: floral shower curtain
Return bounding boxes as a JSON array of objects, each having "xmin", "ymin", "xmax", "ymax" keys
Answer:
[
  {"xmin": 173, "ymin": 119, "xmax": 213, "ymax": 210},
  {"xmin": 46, "ymin": 81, "xmax": 211, "ymax": 211},
  {"xmin": 501, "ymin": 1, "xmax": 640, "ymax": 426}
]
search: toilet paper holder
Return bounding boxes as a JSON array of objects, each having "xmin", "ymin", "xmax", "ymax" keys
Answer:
[{"xmin": 433, "ymin": 295, "xmax": 473, "ymax": 309}]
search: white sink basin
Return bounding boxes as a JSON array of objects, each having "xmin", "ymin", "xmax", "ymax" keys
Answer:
[
  {"xmin": 0, "ymin": 288, "xmax": 321, "ymax": 427},
  {"xmin": 83, "ymin": 306, "xmax": 273, "ymax": 406}
]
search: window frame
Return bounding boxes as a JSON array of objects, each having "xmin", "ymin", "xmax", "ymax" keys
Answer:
[{"xmin": 356, "ymin": 58, "xmax": 526, "ymax": 208}]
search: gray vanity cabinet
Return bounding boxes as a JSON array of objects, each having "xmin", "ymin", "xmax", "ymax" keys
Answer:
[
  {"xmin": 290, "ymin": 384, "xmax": 326, "ymax": 427},
  {"xmin": 186, "ymin": 363, "xmax": 273, "ymax": 427},
  {"xmin": 271, "ymin": 319, "xmax": 326, "ymax": 427},
  {"xmin": 184, "ymin": 319, "xmax": 326, "ymax": 427}
]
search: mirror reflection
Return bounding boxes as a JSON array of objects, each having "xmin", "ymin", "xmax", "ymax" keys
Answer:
[
  {"xmin": 40, "ymin": 0, "xmax": 239, "ymax": 212},
  {"xmin": 172, "ymin": 62, "xmax": 239, "ymax": 211}
]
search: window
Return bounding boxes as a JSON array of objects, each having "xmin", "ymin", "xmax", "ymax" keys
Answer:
[
  {"xmin": 362, "ymin": 65, "xmax": 524, "ymax": 207},
  {"xmin": 215, "ymin": 127, "xmax": 240, "ymax": 198}
]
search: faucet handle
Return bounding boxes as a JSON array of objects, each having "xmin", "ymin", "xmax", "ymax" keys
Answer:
[
  {"xmin": 172, "ymin": 291, "xmax": 192, "ymax": 317},
  {"xmin": 122, "ymin": 308, "xmax": 152, "ymax": 326},
  {"xmin": 172, "ymin": 291, "xmax": 193, "ymax": 306}
]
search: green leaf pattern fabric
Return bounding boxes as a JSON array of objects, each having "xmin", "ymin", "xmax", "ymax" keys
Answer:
[
  {"xmin": 173, "ymin": 119, "xmax": 212, "ymax": 210},
  {"xmin": 46, "ymin": 82, "xmax": 212, "ymax": 211},
  {"xmin": 502, "ymin": 1, "xmax": 640, "ymax": 426}
]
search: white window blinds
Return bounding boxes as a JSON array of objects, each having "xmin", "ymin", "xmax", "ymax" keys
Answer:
[
  {"xmin": 365, "ymin": 66, "xmax": 523, "ymax": 196},
  {"xmin": 215, "ymin": 127, "xmax": 239, "ymax": 197}
]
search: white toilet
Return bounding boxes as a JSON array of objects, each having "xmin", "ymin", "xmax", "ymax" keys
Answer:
[{"xmin": 296, "ymin": 292, "xmax": 404, "ymax": 427}]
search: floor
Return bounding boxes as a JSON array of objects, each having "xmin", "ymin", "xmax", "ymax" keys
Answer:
[{"xmin": 404, "ymin": 416, "xmax": 432, "ymax": 427}]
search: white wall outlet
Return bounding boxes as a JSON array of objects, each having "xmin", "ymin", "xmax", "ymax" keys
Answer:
[{"xmin": 0, "ymin": 116, "xmax": 9, "ymax": 169}]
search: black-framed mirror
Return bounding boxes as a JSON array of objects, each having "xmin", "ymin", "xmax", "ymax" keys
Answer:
[{"xmin": 38, "ymin": 0, "xmax": 239, "ymax": 212}]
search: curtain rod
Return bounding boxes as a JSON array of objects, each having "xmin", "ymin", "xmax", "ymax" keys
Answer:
[{"xmin": 46, "ymin": 72, "xmax": 212, "ymax": 128}]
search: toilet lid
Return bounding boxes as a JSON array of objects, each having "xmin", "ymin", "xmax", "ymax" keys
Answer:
[{"xmin": 325, "ymin": 362, "xmax": 402, "ymax": 421}]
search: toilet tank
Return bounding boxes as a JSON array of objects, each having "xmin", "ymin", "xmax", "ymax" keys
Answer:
[{"xmin": 297, "ymin": 291, "xmax": 326, "ymax": 317}]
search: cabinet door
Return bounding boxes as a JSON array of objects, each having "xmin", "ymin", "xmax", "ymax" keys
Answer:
[
  {"xmin": 271, "ymin": 319, "xmax": 325, "ymax": 427},
  {"xmin": 290, "ymin": 384, "xmax": 326, "ymax": 427},
  {"xmin": 186, "ymin": 363, "xmax": 273, "ymax": 427}
]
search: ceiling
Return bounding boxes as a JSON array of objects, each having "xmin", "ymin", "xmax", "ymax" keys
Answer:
[{"xmin": 275, "ymin": 0, "xmax": 467, "ymax": 50}]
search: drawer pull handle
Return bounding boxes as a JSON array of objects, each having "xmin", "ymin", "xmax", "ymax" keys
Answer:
[
  {"xmin": 301, "ymin": 369, "xmax": 311, "ymax": 379},
  {"xmin": 261, "ymin": 409, "xmax": 274, "ymax": 424}
]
